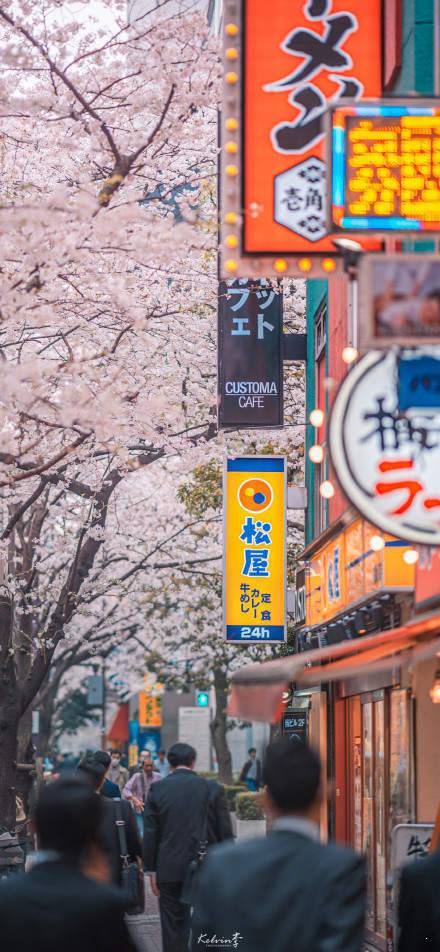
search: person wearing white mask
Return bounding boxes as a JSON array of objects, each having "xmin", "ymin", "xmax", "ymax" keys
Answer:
[{"xmin": 107, "ymin": 750, "xmax": 129, "ymax": 792}]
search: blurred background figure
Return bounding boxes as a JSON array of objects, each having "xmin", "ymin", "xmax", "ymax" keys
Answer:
[
  {"xmin": 192, "ymin": 740, "xmax": 367, "ymax": 952},
  {"xmin": 123, "ymin": 752, "xmax": 161, "ymax": 838},
  {"xmin": 0, "ymin": 777, "xmax": 137, "ymax": 952},
  {"xmin": 239, "ymin": 747, "xmax": 262, "ymax": 792},
  {"xmin": 77, "ymin": 756, "xmax": 142, "ymax": 888},
  {"xmin": 92, "ymin": 751, "xmax": 120, "ymax": 800},
  {"xmin": 398, "ymin": 845, "xmax": 440, "ymax": 950},
  {"xmin": 153, "ymin": 749, "xmax": 170, "ymax": 779},
  {"xmin": 107, "ymin": 750, "xmax": 129, "ymax": 792}
]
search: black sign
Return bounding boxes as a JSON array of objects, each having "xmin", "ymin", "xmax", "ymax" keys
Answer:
[
  {"xmin": 218, "ymin": 280, "xmax": 283, "ymax": 429},
  {"xmin": 282, "ymin": 711, "xmax": 309, "ymax": 745},
  {"xmin": 292, "ymin": 567, "xmax": 306, "ymax": 627}
]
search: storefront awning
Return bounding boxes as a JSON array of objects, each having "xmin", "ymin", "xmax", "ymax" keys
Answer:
[
  {"xmin": 229, "ymin": 612, "xmax": 440, "ymax": 722},
  {"xmin": 106, "ymin": 703, "xmax": 129, "ymax": 743}
]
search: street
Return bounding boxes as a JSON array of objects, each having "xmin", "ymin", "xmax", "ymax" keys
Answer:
[{"xmin": 128, "ymin": 879, "xmax": 162, "ymax": 952}]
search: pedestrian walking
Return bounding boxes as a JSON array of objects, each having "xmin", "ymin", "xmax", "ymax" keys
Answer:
[
  {"xmin": 77, "ymin": 757, "xmax": 142, "ymax": 889},
  {"xmin": 122, "ymin": 752, "xmax": 161, "ymax": 838},
  {"xmin": 398, "ymin": 846, "xmax": 440, "ymax": 950},
  {"xmin": 143, "ymin": 742, "xmax": 233, "ymax": 952},
  {"xmin": 192, "ymin": 739, "xmax": 367, "ymax": 952},
  {"xmin": 107, "ymin": 749, "xmax": 129, "ymax": 792},
  {"xmin": 0, "ymin": 777, "xmax": 137, "ymax": 952},
  {"xmin": 239, "ymin": 747, "xmax": 262, "ymax": 791},
  {"xmin": 92, "ymin": 750, "xmax": 121, "ymax": 799},
  {"xmin": 153, "ymin": 748, "xmax": 170, "ymax": 779}
]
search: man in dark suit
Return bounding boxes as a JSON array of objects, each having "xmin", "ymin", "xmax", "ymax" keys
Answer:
[
  {"xmin": 77, "ymin": 757, "xmax": 142, "ymax": 886},
  {"xmin": 398, "ymin": 848, "xmax": 440, "ymax": 950},
  {"xmin": 192, "ymin": 739, "xmax": 367, "ymax": 952},
  {"xmin": 0, "ymin": 776, "xmax": 136, "ymax": 952},
  {"xmin": 144, "ymin": 741, "xmax": 233, "ymax": 952}
]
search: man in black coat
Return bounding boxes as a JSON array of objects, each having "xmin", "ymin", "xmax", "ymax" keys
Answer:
[
  {"xmin": 192, "ymin": 739, "xmax": 367, "ymax": 952},
  {"xmin": 144, "ymin": 742, "xmax": 233, "ymax": 952},
  {"xmin": 0, "ymin": 776, "xmax": 136, "ymax": 952},
  {"xmin": 77, "ymin": 757, "xmax": 142, "ymax": 886},
  {"xmin": 398, "ymin": 848, "xmax": 440, "ymax": 950}
]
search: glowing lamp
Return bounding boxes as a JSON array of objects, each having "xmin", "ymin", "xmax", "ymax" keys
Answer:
[
  {"xmin": 342, "ymin": 346, "xmax": 359, "ymax": 364},
  {"xmin": 225, "ymin": 72, "xmax": 238, "ymax": 85},
  {"xmin": 310, "ymin": 408, "xmax": 324, "ymax": 428},
  {"xmin": 274, "ymin": 259, "xmax": 288, "ymax": 273},
  {"xmin": 225, "ymin": 48, "xmax": 238, "ymax": 60},
  {"xmin": 429, "ymin": 670, "xmax": 440, "ymax": 704},
  {"xmin": 370, "ymin": 535, "xmax": 385, "ymax": 552},
  {"xmin": 320, "ymin": 480, "xmax": 335, "ymax": 499},
  {"xmin": 224, "ymin": 259, "xmax": 238, "ymax": 273},
  {"xmin": 322, "ymin": 258, "xmax": 336, "ymax": 273},
  {"xmin": 225, "ymin": 164, "xmax": 238, "ymax": 177},
  {"xmin": 224, "ymin": 212, "xmax": 238, "ymax": 224},
  {"xmin": 225, "ymin": 23, "xmax": 239, "ymax": 36},
  {"xmin": 225, "ymin": 141, "xmax": 238, "ymax": 154},
  {"xmin": 309, "ymin": 445, "xmax": 324, "ymax": 464},
  {"xmin": 225, "ymin": 118, "xmax": 239, "ymax": 131},
  {"xmin": 298, "ymin": 258, "xmax": 312, "ymax": 272},
  {"xmin": 225, "ymin": 235, "xmax": 238, "ymax": 249},
  {"xmin": 403, "ymin": 548, "xmax": 419, "ymax": 565}
]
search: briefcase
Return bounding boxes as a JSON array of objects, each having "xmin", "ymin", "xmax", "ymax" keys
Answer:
[{"xmin": 115, "ymin": 803, "xmax": 145, "ymax": 915}]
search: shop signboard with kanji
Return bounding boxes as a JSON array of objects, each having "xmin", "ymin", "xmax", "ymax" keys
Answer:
[
  {"xmin": 359, "ymin": 254, "xmax": 440, "ymax": 348},
  {"xmin": 218, "ymin": 280, "xmax": 283, "ymax": 428},
  {"xmin": 224, "ymin": 457, "xmax": 286, "ymax": 643},
  {"xmin": 220, "ymin": 0, "xmax": 382, "ymax": 278},
  {"xmin": 138, "ymin": 690, "xmax": 162, "ymax": 728},
  {"xmin": 329, "ymin": 101, "xmax": 440, "ymax": 234},
  {"xmin": 329, "ymin": 348, "xmax": 440, "ymax": 545}
]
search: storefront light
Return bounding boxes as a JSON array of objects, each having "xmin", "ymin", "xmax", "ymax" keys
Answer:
[
  {"xmin": 310, "ymin": 408, "xmax": 324, "ymax": 428},
  {"xmin": 403, "ymin": 548, "xmax": 419, "ymax": 565},
  {"xmin": 370, "ymin": 534, "xmax": 385, "ymax": 552},
  {"xmin": 319, "ymin": 480, "xmax": 335, "ymax": 499},
  {"xmin": 342, "ymin": 345, "xmax": 359, "ymax": 364},
  {"xmin": 429, "ymin": 669, "xmax": 440, "ymax": 704},
  {"xmin": 309, "ymin": 444, "xmax": 324, "ymax": 464}
]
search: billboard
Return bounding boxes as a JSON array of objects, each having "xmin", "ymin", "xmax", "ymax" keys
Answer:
[
  {"xmin": 329, "ymin": 101, "xmax": 440, "ymax": 234},
  {"xmin": 359, "ymin": 254, "xmax": 440, "ymax": 348},
  {"xmin": 220, "ymin": 0, "xmax": 383, "ymax": 278},
  {"xmin": 329, "ymin": 348, "xmax": 440, "ymax": 545},
  {"xmin": 224, "ymin": 457, "xmax": 287, "ymax": 643},
  {"xmin": 218, "ymin": 280, "xmax": 283, "ymax": 429}
]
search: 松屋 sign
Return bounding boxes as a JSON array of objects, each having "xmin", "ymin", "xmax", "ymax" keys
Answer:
[
  {"xmin": 329, "ymin": 101, "xmax": 440, "ymax": 234},
  {"xmin": 218, "ymin": 280, "xmax": 283, "ymax": 429},
  {"xmin": 329, "ymin": 348, "xmax": 440, "ymax": 545},
  {"xmin": 220, "ymin": 0, "xmax": 382, "ymax": 279},
  {"xmin": 224, "ymin": 457, "xmax": 287, "ymax": 643}
]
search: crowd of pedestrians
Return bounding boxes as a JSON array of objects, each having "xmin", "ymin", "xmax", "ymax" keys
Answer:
[{"xmin": 0, "ymin": 739, "xmax": 439, "ymax": 952}]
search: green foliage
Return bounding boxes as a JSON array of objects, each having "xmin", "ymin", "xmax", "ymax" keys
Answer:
[
  {"xmin": 177, "ymin": 460, "xmax": 222, "ymax": 517},
  {"xmin": 223, "ymin": 784, "xmax": 246, "ymax": 812},
  {"xmin": 53, "ymin": 687, "xmax": 99, "ymax": 740},
  {"xmin": 236, "ymin": 791, "xmax": 266, "ymax": 821}
]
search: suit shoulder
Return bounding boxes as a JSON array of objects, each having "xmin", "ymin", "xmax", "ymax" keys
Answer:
[
  {"xmin": 319, "ymin": 840, "xmax": 366, "ymax": 872},
  {"xmin": 401, "ymin": 850, "xmax": 440, "ymax": 886}
]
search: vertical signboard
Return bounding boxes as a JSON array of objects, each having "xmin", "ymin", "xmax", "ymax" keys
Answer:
[
  {"xmin": 138, "ymin": 690, "xmax": 162, "ymax": 728},
  {"xmin": 220, "ymin": 0, "xmax": 383, "ymax": 278},
  {"xmin": 218, "ymin": 280, "xmax": 283, "ymax": 428},
  {"xmin": 224, "ymin": 457, "xmax": 287, "ymax": 643}
]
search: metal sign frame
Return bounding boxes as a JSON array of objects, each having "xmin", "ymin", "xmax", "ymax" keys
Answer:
[
  {"xmin": 359, "ymin": 253, "xmax": 440, "ymax": 349},
  {"xmin": 327, "ymin": 98, "xmax": 440, "ymax": 236},
  {"xmin": 223, "ymin": 455, "xmax": 287, "ymax": 644}
]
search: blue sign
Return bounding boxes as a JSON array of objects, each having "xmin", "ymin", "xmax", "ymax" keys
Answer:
[
  {"xmin": 398, "ymin": 354, "xmax": 440, "ymax": 412},
  {"xmin": 196, "ymin": 691, "xmax": 209, "ymax": 708},
  {"xmin": 139, "ymin": 729, "xmax": 161, "ymax": 757}
]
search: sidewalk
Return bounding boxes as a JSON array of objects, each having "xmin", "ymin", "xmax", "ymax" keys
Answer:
[{"xmin": 127, "ymin": 877, "xmax": 162, "ymax": 952}]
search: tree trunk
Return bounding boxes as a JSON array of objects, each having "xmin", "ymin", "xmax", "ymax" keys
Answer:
[
  {"xmin": 210, "ymin": 667, "xmax": 233, "ymax": 784},
  {"xmin": 0, "ymin": 591, "xmax": 19, "ymax": 831}
]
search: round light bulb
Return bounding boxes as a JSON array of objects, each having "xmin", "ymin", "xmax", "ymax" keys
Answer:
[
  {"xmin": 225, "ymin": 71, "xmax": 238, "ymax": 85},
  {"xmin": 225, "ymin": 23, "xmax": 239, "ymax": 36},
  {"xmin": 370, "ymin": 535, "xmax": 385, "ymax": 552},
  {"xmin": 225, "ymin": 259, "xmax": 238, "ymax": 273},
  {"xmin": 225, "ymin": 164, "xmax": 238, "ymax": 177},
  {"xmin": 342, "ymin": 346, "xmax": 359, "ymax": 364},
  {"xmin": 225, "ymin": 47, "xmax": 238, "ymax": 60},
  {"xmin": 274, "ymin": 259, "xmax": 287, "ymax": 273},
  {"xmin": 224, "ymin": 211, "xmax": 238, "ymax": 224},
  {"xmin": 320, "ymin": 480, "xmax": 335, "ymax": 499},
  {"xmin": 298, "ymin": 257, "xmax": 312, "ymax": 272},
  {"xmin": 225, "ymin": 117, "xmax": 239, "ymax": 131},
  {"xmin": 322, "ymin": 257, "xmax": 337, "ymax": 273},
  {"xmin": 310, "ymin": 408, "xmax": 324, "ymax": 428},
  {"xmin": 225, "ymin": 234, "xmax": 238, "ymax": 249},
  {"xmin": 403, "ymin": 548, "xmax": 419, "ymax": 565},
  {"xmin": 309, "ymin": 445, "xmax": 324, "ymax": 464},
  {"xmin": 225, "ymin": 140, "xmax": 238, "ymax": 154}
]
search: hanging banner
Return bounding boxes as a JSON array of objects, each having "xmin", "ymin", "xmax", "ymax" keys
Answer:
[
  {"xmin": 220, "ymin": 0, "xmax": 383, "ymax": 279},
  {"xmin": 224, "ymin": 457, "xmax": 287, "ymax": 643},
  {"xmin": 359, "ymin": 254, "xmax": 440, "ymax": 348},
  {"xmin": 218, "ymin": 280, "xmax": 283, "ymax": 429},
  {"xmin": 329, "ymin": 348, "xmax": 440, "ymax": 545},
  {"xmin": 138, "ymin": 690, "xmax": 162, "ymax": 728},
  {"xmin": 329, "ymin": 100, "xmax": 440, "ymax": 234}
]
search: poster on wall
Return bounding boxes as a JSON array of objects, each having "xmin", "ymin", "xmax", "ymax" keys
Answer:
[{"xmin": 359, "ymin": 255, "xmax": 440, "ymax": 349}]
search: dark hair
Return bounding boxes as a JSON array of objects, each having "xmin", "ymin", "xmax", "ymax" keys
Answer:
[
  {"xmin": 262, "ymin": 739, "xmax": 321, "ymax": 812},
  {"xmin": 167, "ymin": 742, "xmax": 196, "ymax": 768},
  {"xmin": 158, "ymin": 749, "xmax": 166, "ymax": 755},
  {"xmin": 248, "ymin": 747, "xmax": 257, "ymax": 755},
  {"xmin": 92, "ymin": 750, "xmax": 111, "ymax": 769},
  {"xmin": 110, "ymin": 749, "xmax": 121, "ymax": 756},
  {"xmin": 77, "ymin": 756, "xmax": 107, "ymax": 791},
  {"xmin": 34, "ymin": 777, "xmax": 102, "ymax": 855}
]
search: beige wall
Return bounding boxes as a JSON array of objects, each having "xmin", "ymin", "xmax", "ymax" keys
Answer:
[{"xmin": 413, "ymin": 658, "xmax": 440, "ymax": 822}]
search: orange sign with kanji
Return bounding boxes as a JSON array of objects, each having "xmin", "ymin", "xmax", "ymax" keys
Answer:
[
  {"xmin": 242, "ymin": 0, "xmax": 383, "ymax": 254},
  {"xmin": 138, "ymin": 690, "xmax": 162, "ymax": 728}
]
